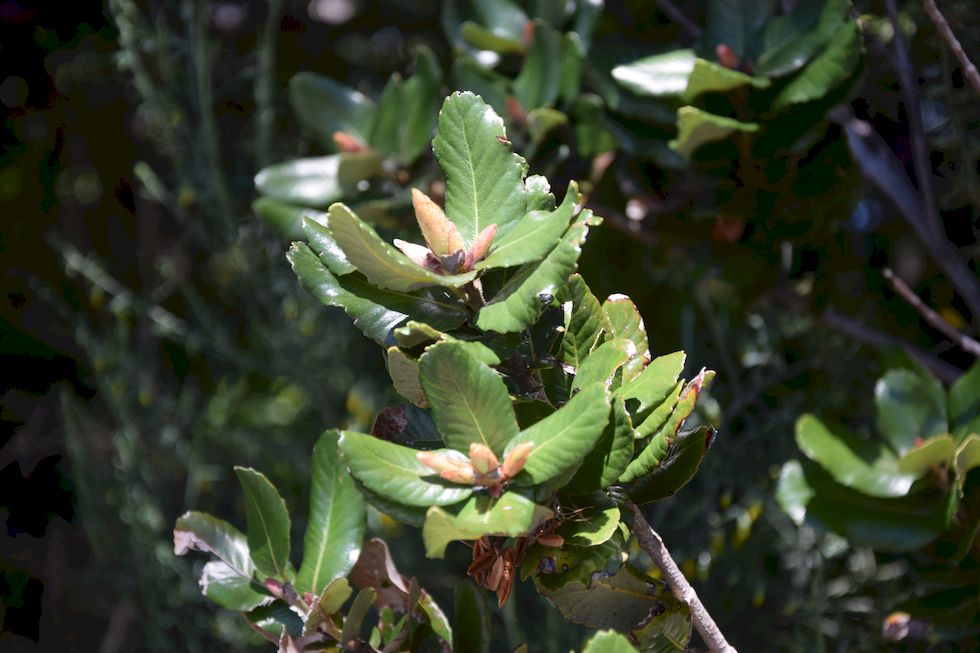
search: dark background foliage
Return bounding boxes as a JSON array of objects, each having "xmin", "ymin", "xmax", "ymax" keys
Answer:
[{"xmin": 1, "ymin": 0, "xmax": 977, "ymax": 650}]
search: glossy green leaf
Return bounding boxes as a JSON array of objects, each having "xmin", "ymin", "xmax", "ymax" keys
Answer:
[
  {"xmin": 398, "ymin": 47, "xmax": 443, "ymax": 164},
  {"xmin": 476, "ymin": 182, "xmax": 580, "ymax": 271},
  {"xmin": 602, "ymin": 294, "xmax": 650, "ymax": 382},
  {"xmin": 234, "ymin": 467, "xmax": 292, "ymax": 579},
  {"xmin": 796, "ymin": 414, "xmax": 916, "ymax": 498},
  {"xmin": 897, "ymin": 434, "xmax": 956, "ymax": 476},
  {"xmin": 252, "ymin": 197, "xmax": 309, "ymax": 239},
  {"xmin": 454, "ymin": 582, "xmax": 491, "ymax": 653},
  {"xmin": 422, "ymin": 493, "xmax": 553, "ymax": 558},
  {"xmin": 755, "ymin": 0, "xmax": 848, "ymax": 77},
  {"xmin": 514, "ymin": 19, "xmax": 563, "ymax": 110},
  {"xmin": 254, "ymin": 156, "xmax": 344, "ymax": 207},
  {"xmin": 539, "ymin": 564, "xmax": 689, "ymax": 633},
  {"xmin": 617, "ymin": 351, "xmax": 686, "ymax": 421},
  {"xmin": 419, "ymin": 341, "xmax": 517, "ymax": 454},
  {"xmin": 199, "ymin": 561, "xmax": 268, "ymax": 611},
  {"xmin": 682, "ymin": 58, "xmax": 769, "ymax": 101},
  {"xmin": 573, "ymin": 338, "xmax": 634, "ymax": 391},
  {"xmin": 433, "ymin": 92, "xmax": 529, "ymax": 245},
  {"xmin": 387, "ymin": 347, "xmax": 428, "ymax": 408},
  {"xmin": 628, "ymin": 426, "xmax": 716, "ymax": 504},
  {"xmin": 354, "ymin": 478, "xmax": 428, "ymax": 527},
  {"xmin": 633, "ymin": 380, "xmax": 683, "ymax": 439},
  {"xmin": 288, "ymin": 72, "xmax": 375, "ymax": 150},
  {"xmin": 297, "ymin": 431, "xmax": 366, "ymax": 596},
  {"xmin": 670, "ymin": 106, "xmax": 759, "ymax": 160},
  {"xmin": 611, "ymin": 49, "xmax": 696, "ymax": 97},
  {"xmin": 776, "ymin": 460, "xmax": 946, "ymax": 552},
  {"xmin": 564, "ymin": 396, "xmax": 635, "ymax": 495},
  {"xmin": 875, "ymin": 368, "xmax": 948, "ymax": 456},
  {"xmin": 339, "ymin": 431, "xmax": 473, "ymax": 507},
  {"xmin": 328, "ymin": 203, "xmax": 476, "ymax": 291},
  {"xmin": 772, "ymin": 20, "xmax": 861, "ymax": 110},
  {"xmin": 476, "ymin": 209, "xmax": 594, "ymax": 333},
  {"xmin": 288, "ymin": 243, "xmax": 468, "ymax": 344},
  {"xmin": 301, "ymin": 216, "xmax": 356, "ymax": 275},
  {"xmin": 174, "ymin": 511, "xmax": 255, "ymax": 580},
  {"xmin": 504, "ymin": 383, "xmax": 611, "ymax": 485},
  {"xmin": 949, "ymin": 362, "xmax": 980, "ymax": 442},
  {"xmin": 582, "ymin": 630, "xmax": 638, "ymax": 653},
  {"xmin": 560, "ymin": 273, "xmax": 610, "ymax": 370}
]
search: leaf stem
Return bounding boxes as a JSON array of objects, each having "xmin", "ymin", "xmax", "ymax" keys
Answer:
[{"xmin": 626, "ymin": 501, "xmax": 737, "ymax": 653}]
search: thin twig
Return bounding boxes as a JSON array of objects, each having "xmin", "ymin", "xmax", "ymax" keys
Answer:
[
  {"xmin": 922, "ymin": 0, "xmax": 980, "ymax": 95},
  {"xmin": 626, "ymin": 501, "xmax": 737, "ymax": 653},
  {"xmin": 883, "ymin": 268, "xmax": 980, "ymax": 356},
  {"xmin": 656, "ymin": 0, "xmax": 701, "ymax": 39}
]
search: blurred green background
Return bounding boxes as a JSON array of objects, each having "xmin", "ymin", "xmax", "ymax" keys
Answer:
[{"xmin": 1, "ymin": 0, "xmax": 977, "ymax": 650}]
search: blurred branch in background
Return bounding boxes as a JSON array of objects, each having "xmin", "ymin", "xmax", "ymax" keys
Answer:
[
  {"xmin": 922, "ymin": 0, "xmax": 980, "ymax": 94},
  {"xmin": 883, "ymin": 267, "xmax": 980, "ymax": 357}
]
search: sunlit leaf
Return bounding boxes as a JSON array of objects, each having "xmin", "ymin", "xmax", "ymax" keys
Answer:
[
  {"xmin": 611, "ymin": 49, "xmax": 696, "ymax": 97},
  {"xmin": 422, "ymin": 493, "xmax": 553, "ymax": 558},
  {"xmin": 772, "ymin": 20, "xmax": 862, "ymax": 110},
  {"xmin": 682, "ymin": 58, "xmax": 769, "ymax": 101},
  {"xmin": 288, "ymin": 73, "xmax": 375, "ymax": 150},
  {"xmin": 602, "ymin": 294, "xmax": 650, "ymax": 382},
  {"xmin": 560, "ymin": 273, "xmax": 611, "ymax": 370},
  {"xmin": 670, "ymin": 106, "xmax": 759, "ymax": 160}
]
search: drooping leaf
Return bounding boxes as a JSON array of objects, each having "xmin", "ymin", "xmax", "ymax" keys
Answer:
[
  {"xmin": 339, "ymin": 431, "xmax": 474, "ymax": 507},
  {"xmin": 611, "ymin": 49, "xmax": 696, "ymax": 97},
  {"xmin": 349, "ymin": 538, "xmax": 412, "ymax": 611},
  {"xmin": 560, "ymin": 273, "xmax": 611, "ymax": 370},
  {"xmin": 602, "ymin": 294, "xmax": 651, "ymax": 382},
  {"xmin": 419, "ymin": 341, "xmax": 518, "ymax": 455},
  {"xmin": 875, "ymin": 368, "xmax": 949, "ymax": 456},
  {"xmin": 432, "ymin": 92, "xmax": 529, "ymax": 245},
  {"xmin": 454, "ymin": 582, "xmax": 492, "ymax": 653},
  {"xmin": 682, "ymin": 58, "xmax": 769, "ymax": 101},
  {"xmin": 288, "ymin": 243, "xmax": 468, "ymax": 345},
  {"xmin": 772, "ymin": 20, "xmax": 862, "ymax": 110},
  {"xmin": 327, "ymin": 203, "xmax": 476, "ymax": 291},
  {"xmin": 450, "ymin": 56, "xmax": 510, "ymax": 116},
  {"xmin": 949, "ymin": 362, "xmax": 980, "ymax": 442},
  {"xmin": 514, "ymin": 19, "xmax": 563, "ymax": 110},
  {"xmin": 573, "ymin": 338, "xmax": 635, "ymax": 391},
  {"xmin": 617, "ymin": 351, "xmax": 686, "ymax": 421},
  {"xmin": 628, "ymin": 426, "xmax": 716, "ymax": 504},
  {"xmin": 564, "ymin": 396, "xmax": 635, "ymax": 495},
  {"xmin": 234, "ymin": 467, "xmax": 292, "ymax": 579},
  {"xmin": 288, "ymin": 73, "xmax": 375, "ymax": 150},
  {"xmin": 476, "ymin": 182, "xmax": 580, "ymax": 270},
  {"xmin": 582, "ymin": 630, "xmax": 638, "ymax": 653},
  {"xmin": 297, "ymin": 431, "xmax": 366, "ymax": 596},
  {"xmin": 301, "ymin": 215, "xmax": 356, "ymax": 275},
  {"xmin": 447, "ymin": 0, "xmax": 529, "ymax": 53},
  {"xmin": 755, "ymin": 0, "xmax": 848, "ymax": 78},
  {"xmin": 670, "ymin": 106, "xmax": 759, "ymax": 160},
  {"xmin": 387, "ymin": 347, "xmax": 429, "ymax": 408},
  {"xmin": 504, "ymin": 383, "xmax": 611, "ymax": 485},
  {"xmin": 476, "ymin": 208, "xmax": 595, "ymax": 333},
  {"xmin": 422, "ymin": 493, "xmax": 554, "ymax": 558},
  {"xmin": 199, "ymin": 560, "xmax": 269, "ymax": 611}
]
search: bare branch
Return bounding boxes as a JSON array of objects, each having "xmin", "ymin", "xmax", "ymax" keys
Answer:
[
  {"xmin": 883, "ymin": 268, "xmax": 980, "ymax": 357},
  {"xmin": 627, "ymin": 501, "xmax": 737, "ymax": 653},
  {"xmin": 656, "ymin": 0, "xmax": 701, "ymax": 39},
  {"xmin": 922, "ymin": 0, "xmax": 980, "ymax": 95}
]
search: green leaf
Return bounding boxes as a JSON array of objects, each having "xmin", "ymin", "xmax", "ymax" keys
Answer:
[
  {"xmin": 450, "ymin": 56, "xmax": 510, "ymax": 117},
  {"xmin": 252, "ymin": 197, "xmax": 309, "ymax": 239},
  {"xmin": 199, "ymin": 561, "xmax": 268, "ymax": 611},
  {"xmin": 897, "ymin": 434, "xmax": 956, "ymax": 478},
  {"xmin": 304, "ymin": 578, "xmax": 352, "ymax": 636},
  {"xmin": 582, "ymin": 631, "xmax": 638, "ymax": 653},
  {"xmin": 476, "ymin": 208, "xmax": 595, "ymax": 333},
  {"xmin": 398, "ymin": 47, "xmax": 443, "ymax": 164},
  {"xmin": 288, "ymin": 73, "xmax": 375, "ymax": 150},
  {"xmin": 617, "ymin": 351, "xmax": 686, "ymax": 421},
  {"xmin": 460, "ymin": 21, "xmax": 525, "ymax": 53},
  {"xmin": 514, "ymin": 19, "xmax": 563, "ymax": 110},
  {"xmin": 876, "ymin": 368, "xmax": 949, "ymax": 456},
  {"xmin": 340, "ymin": 587, "xmax": 376, "ymax": 648},
  {"xmin": 539, "ymin": 564, "xmax": 690, "ymax": 635},
  {"xmin": 504, "ymin": 383, "xmax": 611, "ymax": 485},
  {"xmin": 393, "ymin": 322, "xmax": 502, "ymax": 366},
  {"xmin": 564, "ymin": 396, "xmax": 635, "ymax": 495},
  {"xmin": 629, "ymin": 593, "xmax": 693, "ymax": 652},
  {"xmin": 354, "ymin": 478, "xmax": 428, "ymax": 527},
  {"xmin": 449, "ymin": 0, "xmax": 529, "ymax": 54},
  {"xmin": 454, "ymin": 582, "xmax": 492, "ymax": 653},
  {"xmin": 476, "ymin": 182, "xmax": 580, "ymax": 271},
  {"xmin": 772, "ymin": 20, "xmax": 862, "ymax": 110},
  {"xmin": 247, "ymin": 600, "xmax": 304, "ymax": 638},
  {"xmin": 602, "ymin": 294, "xmax": 651, "ymax": 382},
  {"xmin": 234, "ymin": 467, "xmax": 292, "ymax": 579},
  {"xmin": 288, "ymin": 242, "xmax": 468, "ymax": 345},
  {"xmin": 301, "ymin": 216, "xmax": 357, "ymax": 276},
  {"xmin": 254, "ymin": 156, "xmax": 344, "ymax": 207},
  {"xmin": 339, "ymin": 431, "xmax": 474, "ymax": 507},
  {"xmin": 558, "ymin": 501, "xmax": 621, "ymax": 547},
  {"xmin": 419, "ymin": 341, "xmax": 518, "ymax": 455},
  {"xmin": 573, "ymin": 338, "xmax": 635, "ymax": 391},
  {"xmin": 560, "ymin": 273, "xmax": 611, "ymax": 370},
  {"xmin": 682, "ymin": 57, "xmax": 770, "ymax": 101},
  {"xmin": 423, "ymin": 493, "xmax": 554, "ymax": 558},
  {"xmin": 327, "ymin": 203, "xmax": 476, "ymax": 291},
  {"xmin": 633, "ymin": 380, "xmax": 683, "ymax": 439},
  {"xmin": 297, "ymin": 431, "xmax": 366, "ymax": 596},
  {"xmin": 795, "ymin": 414, "xmax": 917, "ymax": 498},
  {"xmin": 523, "ymin": 532, "xmax": 625, "ymax": 587},
  {"xmin": 387, "ymin": 347, "xmax": 428, "ymax": 408},
  {"xmin": 369, "ymin": 73, "xmax": 406, "ymax": 157},
  {"xmin": 628, "ymin": 426, "xmax": 716, "ymax": 504},
  {"xmin": 670, "ymin": 106, "xmax": 759, "ymax": 160},
  {"xmin": 949, "ymin": 362, "xmax": 980, "ymax": 442},
  {"xmin": 559, "ymin": 33, "xmax": 584, "ymax": 103},
  {"xmin": 432, "ymin": 92, "xmax": 529, "ymax": 245},
  {"xmin": 702, "ymin": 0, "xmax": 777, "ymax": 60},
  {"xmin": 956, "ymin": 435, "xmax": 980, "ymax": 481},
  {"xmin": 174, "ymin": 511, "xmax": 255, "ymax": 580},
  {"xmin": 775, "ymin": 460, "xmax": 947, "ymax": 552},
  {"xmin": 755, "ymin": 0, "xmax": 848, "ymax": 78},
  {"xmin": 611, "ymin": 49, "xmax": 696, "ymax": 97}
]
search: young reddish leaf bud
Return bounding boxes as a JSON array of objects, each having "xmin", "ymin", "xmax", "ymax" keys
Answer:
[
  {"xmin": 332, "ymin": 131, "xmax": 368, "ymax": 153},
  {"xmin": 501, "ymin": 442, "xmax": 534, "ymax": 478},
  {"xmin": 411, "ymin": 188, "xmax": 464, "ymax": 256},
  {"xmin": 468, "ymin": 224, "xmax": 497, "ymax": 267},
  {"xmin": 440, "ymin": 467, "xmax": 477, "ymax": 485},
  {"xmin": 416, "ymin": 450, "xmax": 470, "ymax": 475},
  {"xmin": 715, "ymin": 44, "xmax": 741, "ymax": 69},
  {"xmin": 393, "ymin": 239, "xmax": 433, "ymax": 268},
  {"xmin": 265, "ymin": 578, "xmax": 284, "ymax": 598},
  {"xmin": 469, "ymin": 443, "xmax": 500, "ymax": 476}
]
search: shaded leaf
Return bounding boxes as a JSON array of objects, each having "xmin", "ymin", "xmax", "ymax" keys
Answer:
[
  {"xmin": 174, "ymin": 511, "xmax": 254, "ymax": 580},
  {"xmin": 422, "ymin": 493, "xmax": 554, "ymax": 558},
  {"xmin": 199, "ymin": 561, "xmax": 268, "ymax": 611},
  {"xmin": 755, "ymin": 0, "xmax": 848, "ymax": 77},
  {"xmin": 340, "ymin": 587, "xmax": 376, "ymax": 648},
  {"xmin": 772, "ymin": 20, "xmax": 861, "ymax": 110},
  {"xmin": 288, "ymin": 73, "xmax": 375, "ymax": 150},
  {"xmin": 956, "ymin": 435, "xmax": 980, "ymax": 481},
  {"xmin": 514, "ymin": 19, "xmax": 563, "ymax": 110},
  {"xmin": 564, "ymin": 396, "xmax": 635, "ymax": 495},
  {"xmin": 875, "ymin": 368, "xmax": 948, "ymax": 455},
  {"xmin": 387, "ymin": 347, "xmax": 429, "ymax": 408},
  {"xmin": 303, "ymin": 577, "xmax": 352, "ymax": 636},
  {"xmin": 627, "ymin": 426, "xmax": 716, "ymax": 504},
  {"xmin": 611, "ymin": 50, "xmax": 696, "ymax": 97},
  {"xmin": 252, "ymin": 197, "xmax": 310, "ymax": 239},
  {"xmin": 234, "ymin": 467, "xmax": 292, "ymax": 579},
  {"xmin": 297, "ymin": 431, "xmax": 366, "ymax": 596},
  {"xmin": 454, "ymin": 582, "xmax": 491, "ymax": 653},
  {"xmin": 558, "ymin": 501, "xmax": 621, "ymax": 547},
  {"xmin": 247, "ymin": 600, "xmax": 303, "ymax": 639},
  {"xmin": 701, "ymin": 0, "xmax": 777, "ymax": 59},
  {"xmin": 617, "ymin": 351, "xmax": 686, "ymax": 421},
  {"xmin": 949, "ymin": 362, "xmax": 980, "ymax": 442},
  {"xmin": 301, "ymin": 215, "xmax": 356, "ymax": 275},
  {"xmin": 398, "ymin": 47, "xmax": 443, "ymax": 164},
  {"xmin": 670, "ymin": 106, "xmax": 759, "ymax": 160}
]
